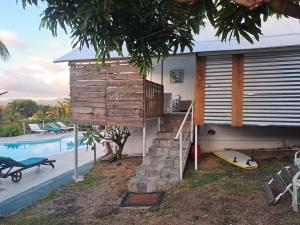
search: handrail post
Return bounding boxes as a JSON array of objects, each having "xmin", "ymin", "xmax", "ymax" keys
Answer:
[
  {"xmin": 195, "ymin": 125, "xmax": 198, "ymax": 170},
  {"xmin": 143, "ymin": 125, "xmax": 146, "ymax": 157},
  {"xmin": 191, "ymin": 103, "xmax": 194, "ymax": 142},
  {"xmin": 179, "ymin": 131, "xmax": 183, "ymax": 179}
]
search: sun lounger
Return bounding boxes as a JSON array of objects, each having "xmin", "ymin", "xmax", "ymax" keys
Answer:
[
  {"xmin": 48, "ymin": 122, "xmax": 65, "ymax": 133},
  {"xmin": 0, "ymin": 157, "xmax": 56, "ymax": 182},
  {"xmin": 28, "ymin": 124, "xmax": 47, "ymax": 134},
  {"xmin": 56, "ymin": 122, "xmax": 74, "ymax": 132}
]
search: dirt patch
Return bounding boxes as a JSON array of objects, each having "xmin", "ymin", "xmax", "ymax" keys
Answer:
[
  {"xmin": 1, "ymin": 154, "xmax": 300, "ymax": 225},
  {"xmin": 197, "ymin": 153, "xmax": 224, "ymax": 171}
]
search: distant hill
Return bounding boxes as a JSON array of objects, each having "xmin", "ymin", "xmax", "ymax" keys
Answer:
[{"xmin": 0, "ymin": 98, "xmax": 67, "ymax": 106}]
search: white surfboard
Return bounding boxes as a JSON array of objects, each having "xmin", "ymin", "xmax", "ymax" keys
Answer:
[{"xmin": 213, "ymin": 150, "xmax": 258, "ymax": 169}]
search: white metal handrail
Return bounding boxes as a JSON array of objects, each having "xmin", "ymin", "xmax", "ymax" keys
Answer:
[{"xmin": 174, "ymin": 101, "xmax": 194, "ymax": 179}]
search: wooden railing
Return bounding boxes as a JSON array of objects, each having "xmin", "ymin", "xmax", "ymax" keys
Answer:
[{"xmin": 144, "ymin": 80, "xmax": 164, "ymax": 118}]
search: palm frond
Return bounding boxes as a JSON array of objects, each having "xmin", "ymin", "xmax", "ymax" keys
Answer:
[{"xmin": 0, "ymin": 40, "xmax": 10, "ymax": 61}]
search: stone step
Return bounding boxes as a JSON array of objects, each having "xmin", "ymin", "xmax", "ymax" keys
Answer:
[
  {"xmin": 152, "ymin": 138, "xmax": 180, "ymax": 148},
  {"xmin": 143, "ymin": 155, "xmax": 180, "ymax": 168},
  {"xmin": 128, "ymin": 176, "xmax": 179, "ymax": 192},
  {"xmin": 160, "ymin": 124, "xmax": 191, "ymax": 133},
  {"xmin": 148, "ymin": 146, "xmax": 179, "ymax": 158},
  {"xmin": 136, "ymin": 165, "xmax": 180, "ymax": 180},
  {"xmin": 157, "ymin": 132, "xmax": 191, "ymax": 139},
  {"xmin": 163, "ymin": 114, "xmax": 191, "ymax": 120},
  {"xmin": 157, "ymin": 132, "xmax": 176, "ymax": 139}
]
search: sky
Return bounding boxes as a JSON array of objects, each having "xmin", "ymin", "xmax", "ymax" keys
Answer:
[{"xmin": 1, "ymin": 1, "xmax": 300, "ymax": 101}]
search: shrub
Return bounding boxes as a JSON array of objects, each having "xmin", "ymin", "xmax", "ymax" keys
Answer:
[{"xmin": 0, "ymin": 123, "xmax": 22, "ymax": 137}]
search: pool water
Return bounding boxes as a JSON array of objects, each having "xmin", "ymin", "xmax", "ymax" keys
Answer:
[{"xmin": 0, "ymin": 136, "xmax": 85, "ymax": 160}]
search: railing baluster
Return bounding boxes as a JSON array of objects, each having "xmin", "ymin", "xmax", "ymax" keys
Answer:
[
  {"xmin": 174, "ymin": 101, "xmax": 194, "ymax": 180},
  {"xmin": 191, "ymin": 103, "xmax": 193, "ymax": 142},
  {"xmin": 179, "ymin": 131, "xmax": 183, "ymax": 180}
]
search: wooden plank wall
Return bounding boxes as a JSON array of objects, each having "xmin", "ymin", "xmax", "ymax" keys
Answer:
[
  {"xmin": 70, "ymin": 60, "xmax": 144, "ymax": 127},
  {"xmin": 231, "ymin": 54, "xmax": 244, "ymax": 127},
  {"xmin": 106, "ymin": 61, "xmax": 144, "ymax": 127},
  {"xmin": 144, "ymin": 80, "xmax": 164, "ymax": 118},
  {"xmin": 70, "ymin": 64, "xmax": 106, "ymax": 125},
  {"xmin": 194, "ymin": 56, "xmax": 206, "ymax": 126}
]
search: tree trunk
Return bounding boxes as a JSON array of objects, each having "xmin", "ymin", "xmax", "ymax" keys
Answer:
[{"xmin": 93, "ymin": 144, "xmax": 97, "ymax": 164}]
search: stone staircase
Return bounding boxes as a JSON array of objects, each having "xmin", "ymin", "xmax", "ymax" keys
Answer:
[{"xmin": 128, "ymin": 114, "xmax": 192, "ymax": 192}]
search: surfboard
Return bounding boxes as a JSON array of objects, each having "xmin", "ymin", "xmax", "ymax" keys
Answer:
[{"xmin": 213, "ymin": 150, "xmax": 258, "ymax": 169}]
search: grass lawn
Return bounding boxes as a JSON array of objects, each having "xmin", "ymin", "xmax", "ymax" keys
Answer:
[{"xmin": 1, "ymin": 154, "xmax": 299, "ymax": 225}]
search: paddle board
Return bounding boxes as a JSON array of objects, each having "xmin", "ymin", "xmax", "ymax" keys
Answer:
[{"xmin": 213, "ymin": 150, "xmax": 258, "ymax": 169}]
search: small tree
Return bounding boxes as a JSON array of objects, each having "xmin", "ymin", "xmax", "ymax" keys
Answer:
[
  {"xmin": 8, "ymin": 99, "xmax": 39, "ymax": 118},
  {"xmin": 105, "ymin": 126, "xmax": 131, "ymax": 160},
  {"xmin": 80, "ymin": 128, "xmax": 103, "ymax": 164}
]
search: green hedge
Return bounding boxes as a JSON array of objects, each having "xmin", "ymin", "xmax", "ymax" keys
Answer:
[{"xmin": 0, "ymin": 123, "xmax": 22, "ymax": 137}]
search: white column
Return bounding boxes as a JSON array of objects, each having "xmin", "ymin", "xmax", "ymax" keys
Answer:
[
  {"xmin": 143, "ymin": 125, "xmax": 146, "ymax": 157},
  {"xmin": 191, "ymin": 104, "xmax": 194, "ymax": 142},
  {"xmin": 179, "ymin": 131, "xmax": 183, "ymax": 179},
  {"xmin": 158, "ymin": 117, "xmax": 161, "ymax": 132},
  {"xmin": 195, "ymin": 125, "xmax": 198, "ymax": 171},
  {"xmin": 74, "ymin": 124, "xmax": 79, "ymax": 179}
]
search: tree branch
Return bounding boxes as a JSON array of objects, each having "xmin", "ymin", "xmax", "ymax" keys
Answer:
[{"xmin": 176, "ymin": 0, "xmax": 300, "ymax": 19}]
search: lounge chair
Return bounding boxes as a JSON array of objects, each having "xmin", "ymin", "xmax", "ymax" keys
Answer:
[
  {"xmin": 28, "ymin": 124, "xmax": 47, "ymax": 134},
  {"xmin": 0, "ymin": 157, "xmax": 56, "ymax": 182},
  {"xmin": 56, "ymin": 122, "xmax": 74, "ymax": 132},
  {"xmin": 48, "ymin": 122, "xmax": 65, "ymax": 133}
]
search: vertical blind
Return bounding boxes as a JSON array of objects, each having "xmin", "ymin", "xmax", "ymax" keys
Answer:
[
  {"xmin": 204, "ymin": 55, "xmax": 232, "ymax": 124},
  {"xmin": 243, "ymin": 50, "xmax": 300, "ymax": 126}
]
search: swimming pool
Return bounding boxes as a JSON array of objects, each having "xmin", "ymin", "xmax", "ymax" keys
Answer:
[{"xmin": 0, "ymin": 135, "xmax": 85, "ymax": 160}]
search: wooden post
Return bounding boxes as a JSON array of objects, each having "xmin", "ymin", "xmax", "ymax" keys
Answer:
[
  {"xmin": 232, "ymin": 54, "xmax": 244, "ymax": 127},
  {"xmin": 194, "ymin": 56, "xmax": 206, "ymax": 126}
]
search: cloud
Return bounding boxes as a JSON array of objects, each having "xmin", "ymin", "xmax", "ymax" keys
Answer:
[
  {"xmin": 30, "ymin": 57, "xmax": 65, "ymax": 73},
  {"xmin": 0, "ymin": 65, "xmax": 69, "ymax": 98},
  {"xmin": 4, "ymin": 64, "xmax": 45, "ymax": 76},
  {"xmin": 0, "ymin": 30, "xmax": 26, "ymax": 49}
]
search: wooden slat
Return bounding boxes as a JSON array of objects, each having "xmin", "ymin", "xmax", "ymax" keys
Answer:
[
  {"xmin": 70, "ymin": 59, "xmax": 151, "ymax": 127},
  {"xmin": 106, "ymin": 64, "xmax": 139, "ymax": 73},
  {"xmin": 144, "ymin": 80, "xmax": 164, "ymax": 118},
  {"xmin": 232, "ymin": 54, "xmax": 244, "ymax": 127},
  {"xmin": 194, "ymin": 56, "xmax": 206, "ymax": 125}
]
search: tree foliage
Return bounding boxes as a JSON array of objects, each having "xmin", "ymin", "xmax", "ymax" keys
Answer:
[
  {"xmin": 8, "ymin": 99, "xmax": 39, "ymax": 118},
  {"xmin": 19, "ymin": 0, "xmax": 300, "ymax": 73},
  {"xmin": 0, "ymin": 40, "xmax": 10, "ymax": 61}
]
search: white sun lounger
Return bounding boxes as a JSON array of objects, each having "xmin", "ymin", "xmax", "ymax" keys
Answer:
[
  {"xmin": 28, "ymin": 124, "xmax": 47, "ymax": 134},
  {"xmin": 56, "ymin": 122, "xmax": 74, "ymax": 131}
]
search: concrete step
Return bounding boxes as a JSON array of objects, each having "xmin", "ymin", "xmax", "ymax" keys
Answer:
[
  {"xmin": 128, "ymin": 176, "xmax": 179, "ymax": 192},
  {"xmin": 143, "ymin": 155, "xmax": 180, "ymax": 168},
  {"xmin": 163, "ymin": 114, "xmax": 191, "ymax": 120},
  {"xmin": 157, "ymin": 132, "xmax": 177, "ymax": 139},
  {"xmin": 148, "ymin": 146, "xmax": 179, "ymax": 158},
  {"xmin": 152, "ymin": 138, "xmax": 180, "ymax": 148},
  {"xmin": 160, "ymin": 123, "xmax": 191, "ymax": 133},
  {"xmin": 136, "ymin": 165, "xmax": 180, "ymax": 180}
]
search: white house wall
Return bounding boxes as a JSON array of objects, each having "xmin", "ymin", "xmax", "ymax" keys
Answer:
[
  {"xmin": 151, "ymin": 54, "xmax": 196, "ymax": 101},
  {"xmin": 122, "ymin": 119, "xmax": 159, "ymax": 156},
  {"xmin": 199, "ymin": 124, "xmax": 300, "ymax": 153}
]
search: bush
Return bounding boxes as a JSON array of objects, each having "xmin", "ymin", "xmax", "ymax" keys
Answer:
[{"xmin": 0, "ymin": 123, "xmax": 22, "ymax": 137}]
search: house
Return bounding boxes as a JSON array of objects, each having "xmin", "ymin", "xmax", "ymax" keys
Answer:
[{"xmin": 55, "ymin": 33, "xmax": 300, "ymax": 192}]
